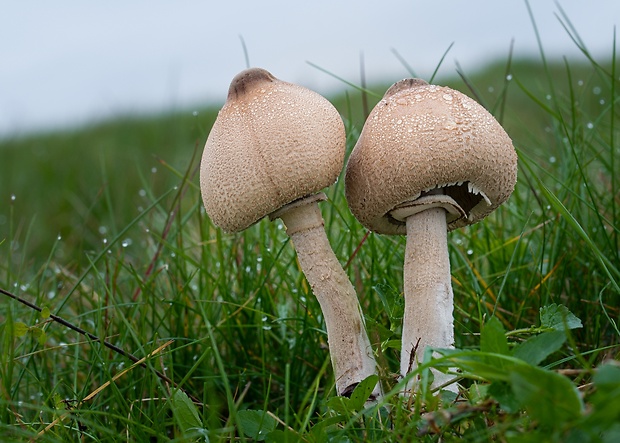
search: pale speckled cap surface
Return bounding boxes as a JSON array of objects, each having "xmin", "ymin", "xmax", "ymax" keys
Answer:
[
  {"xmin": 200, "ymin": 68, "xmax": 346, "ymax": 232},
  {"xmin": 345, "ymin": 79, "xmax": 518, "ymax": 235}
]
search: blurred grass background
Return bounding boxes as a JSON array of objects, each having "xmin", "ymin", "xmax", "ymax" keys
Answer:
[{"xmin": 0, "ymin": 48, "xmax": 619, "ymax": 440}]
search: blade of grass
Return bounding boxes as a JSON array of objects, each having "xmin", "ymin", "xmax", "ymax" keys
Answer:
[
  {"xmin": 520, "ymin": 155, "xmax": 620, "ymax": 293},
  {"xmin": 306, "ymin": 61, "xmax": 382, "ymax": 99},
  {"xmin": 429, "ymin": 41, "xmax": 454, "ymax": 84}
]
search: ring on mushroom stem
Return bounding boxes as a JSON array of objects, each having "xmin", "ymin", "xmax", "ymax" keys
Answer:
[
  {"xmin": 345, "ymin": 77, "xmax": 517, "ymax": 396},
  {"xmin": 199, "ymin": 67, "xmax": 382, "ymax": 400}
]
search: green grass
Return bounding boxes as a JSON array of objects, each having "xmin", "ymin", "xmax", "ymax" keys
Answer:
[{"xmin": 1, "ymin": 15, "xmax": 619, "ymax": 441}]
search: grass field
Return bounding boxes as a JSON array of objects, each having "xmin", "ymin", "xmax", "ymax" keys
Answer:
[{"xmin": 1, "ymin": 16, "xmax": 619, "ymax": 442}]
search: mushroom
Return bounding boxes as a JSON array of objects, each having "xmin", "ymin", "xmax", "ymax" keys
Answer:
[
  {"xmin": 345, "ymin": 78, "xmax": 517, "ymax": 393},
  {"xmin": 200, "ymin": 68, "xmax": 381, "ymax": 399}
]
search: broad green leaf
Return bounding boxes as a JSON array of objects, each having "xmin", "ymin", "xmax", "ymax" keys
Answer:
[
  {"xmin": 480, "ymin": 317, "xmax": 510, "ymax": 373},
  {"xmin": 37, "ymin": 329, "xmax": 47, "ymax": 346},
  {"xmin": 593, "ymin": 362, "xmax": 620, "ymax": 388},
  {"xmin": 540, "ymin": 304, "xmax": 583, "ymax": 331},
  {"xmin": 488, "ymin": 381, "xmax": 521, "ymax": 413},
  {"xmin": 510, "ymin": 365, "xmax": 583, "ymax": 429},
  {"xmin": 467, "ymin": 382, "xmax": 489, "ymax": 404},
  {"xmin": 326, "ymin": 396, "xmax": 352, "ymax": 416},
  {"xmin": 237, "ymin": 409, "xmax": 277, "ymax": 441},
  {"xmin": 512, "ymin": 330, "xmax": 566, "ymax": 365},
  {"xmin": 582, "ymin": 364, "xmax": 620, "ymax": 431},
  {"xmin": 602, "ymin": 424, "xmax": 620, "ymax": 443},
  {"xmin": 505, "ymin": 432, "xmax": 548, "ymax": 443},
  {"xmin": 349, "ymin": 374, "xmax": 379, "ymax": 411},
  {"xmin": 480, "ymin": 317, "xmax": 509, "ymax": 355},
  {"xmin": 435, "ymin": 349, "xmax": 513, "ymax": 382},
  {"xmin": 30, "ymin": 327, "xmax": 43, "ymax": 340},
  {"xmin": 40, "ymin": 306, "xmax": 51, "ymax": 319},
  {"xmin": 308, "ymin": 414, "xmax": 348, "ymax": 440},
  {"xmin": 12, "ymin": 322, "xmax": 30, "ymax": 337},
  {"xmin": 264, "ymin": 429, "xmax": 301, "ymax": 443},
  {"xmin": 364, "ymin": 318, "xmax": 394, "ymax": 342},
  {"xmin": 170, "ymin": 389, "xmax": 203, "ymax": 434},
  {"xmin": 381, "ymin": 339, "xmax": 401, "ymax": 351}
]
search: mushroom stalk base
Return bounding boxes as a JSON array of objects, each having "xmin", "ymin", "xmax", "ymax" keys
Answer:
[
  {"xmin": 278, "ymin": 200, "xmax": 381, "ymax": 400},
  {"xmin": 401, "ymin": 207, "xmax": 457, "ymax": 393}
]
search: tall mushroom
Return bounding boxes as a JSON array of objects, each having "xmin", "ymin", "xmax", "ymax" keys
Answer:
[
  {"xmin": 345, "ymin": 78, "xmax": 517, "ymax": 393},
  {"xmin": 200, "ymin": 68, "xmax": 381, "ymax": 399}
]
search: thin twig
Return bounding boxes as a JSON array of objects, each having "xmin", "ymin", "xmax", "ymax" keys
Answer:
[
  {"xmin": 344, "ymin": 230, "xmax": 370, "ymax": 270},
  {"xmin": 37, "ymin": 341, "xmax": 174, "ymax": 438},
  {"xmin": 1, "ymin": 287, "xmax": 202, "ymax": 405}
]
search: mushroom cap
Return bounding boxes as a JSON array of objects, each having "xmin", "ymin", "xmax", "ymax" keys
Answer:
[
  {"xmin": 200, "ymin": 68, "xmax": 346, "ymax": 232},
  {"xmin": 345, "ymin": 79, "xmax": 517, "ymax": 235}
]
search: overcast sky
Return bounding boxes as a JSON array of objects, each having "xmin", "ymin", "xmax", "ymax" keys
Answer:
[{"xmin": 1, "ymin": 0, "xmax": 618, "ymax": 138}]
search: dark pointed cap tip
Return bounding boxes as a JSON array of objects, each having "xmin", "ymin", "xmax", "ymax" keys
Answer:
[{"xmin": 227, "ymin": 68, "xmax": 277, "ymax": 101}]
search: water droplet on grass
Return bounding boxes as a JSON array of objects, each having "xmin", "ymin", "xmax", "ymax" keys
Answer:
[
  {"xmin": 466, "ymin": 249, "xmax": 473, "ymax": 256},
  {"xmin": 506, "ymin": 74, "xmax": 513, "ymax": 81},
  {"xmin": 138, "ymin": 189, "xmax": 146, "ymax": 197},
  {"xmin": 549, "ymin": 156, "xmax": 556, "ymax": 163},
  {"xmin": 10, "ymin": 194, "xmax": 16, "ymax": 201}
]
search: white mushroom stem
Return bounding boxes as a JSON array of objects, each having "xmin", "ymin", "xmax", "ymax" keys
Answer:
[
  {"xmin": 275, "ymin": 196, "xmax": 381, "ymax": 400},
  {"xmin": 400, "ymin": 205, "xmax": 457, "ymax": 393}
]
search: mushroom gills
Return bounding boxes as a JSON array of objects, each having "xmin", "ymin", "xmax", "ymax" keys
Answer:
[{"xmin": 387, "ymin": 181, "xmax": 490, "ymax": 227}]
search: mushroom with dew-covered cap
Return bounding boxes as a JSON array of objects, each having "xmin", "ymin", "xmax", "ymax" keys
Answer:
[
  {"xmin": 200, "ymin": 68, "xmax": 382, "ymax": 400},
  {"xmin": 345, "ymin": 78, "xmax": 517, "ymax": 394}
]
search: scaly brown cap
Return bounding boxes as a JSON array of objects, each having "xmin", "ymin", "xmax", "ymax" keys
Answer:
[
  {"xmin": 200, "ymin": 68, "xmax": 346, "ymax": 232},
  {"xmin": 345, "ymin": 79, "xmax": 517, "ymax": 235}
]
